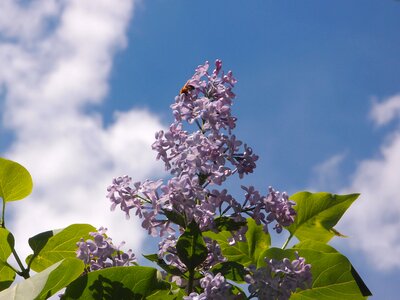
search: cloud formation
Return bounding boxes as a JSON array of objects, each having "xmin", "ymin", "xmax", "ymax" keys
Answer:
[
  {"xmin": 315, "ymin": 94, "xmax": 400, "ymax": 271},
  {"xmin": 0, "ymin": 0, "xmax": 164, "ymax": 259},
  {"xmin": 370, "ymin": 94, "xmax": 400, "ymax": 127}
]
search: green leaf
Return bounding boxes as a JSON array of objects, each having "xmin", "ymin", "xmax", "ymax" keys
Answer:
[
  {"xmin": 0, "ymin": 258, "xmax": 84, "ymax": 300},
  {"xmin": 210, "ymin": 261, "xmax": 247, "ymax": 283},
  {"xmin": 214, "ymin": 217, "xmax": 247, "ymax": 231},
  {"xmin": 0, "ymin": 261, "xmax": 15, "ymax": 291},
  {"xmin": 62, "ymin": 266, "xmax": 170, "ymax": 299},
  {"xmin": 147, "ymin": 286, "xmax": 186, "ymax": 300},
  {"xmin": 176, "ymin": 221, "xmax": 208, "ymax": 270},
  {"xmin": 258, "ymin": 242, "xmax": 370, "ymax": 299},
  {"xmin": 0, "ymin": 158, "xmax": 33, "ymax": 202},
  {"xmin": 287, "ymin": 192, "xmax": 359, "ymax": 243},
  {"xmin": 0, "ymin": 228, "xmax": 14, "ymax": 262},
  {"xmin": 0, "ymin": 228, "xmax": 15, "ymax": 291},
  {"xmin": 26, "ymin": 224, "xmax": 96, "ymax": 272},
  {"xmin": 204, "ymin": 218, "xmax": 271, "ymax": 266},
  {"xmin": 143, "ymin": 254, "xmax": 184, "ymax": 276},
  {"xmin": 292, "ymin": 240, "xmax": 371, "ymax": 297},
  {"xmin": 163, "ymin": 210, "xmax": 186, "ymax": 228}
]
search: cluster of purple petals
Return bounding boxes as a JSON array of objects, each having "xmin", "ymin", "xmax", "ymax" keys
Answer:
[
  {"xmin": 183, "ymin": 272, "xmax": 237, "ymax": 300},
  {"xmin": 106, "ymin": 61, "xmax": 261, "ymax": 238},
  {"xmin": 153, "ymin": 60, "xmax": 258, "ymax": 183},
  {"xmin": 158, "ymin": 235, "xmax": 226, "ymax": 274},
  {"xmin": 244, "ymin": 253, "xmax": 312, "ymax": 300},
  {"xmin": 241, "ymin": 186, "xmax": 296, "ymax": 234},
  {"xmin": 76, "ymin": 227, "xmax": 136, "ymax": 272}
]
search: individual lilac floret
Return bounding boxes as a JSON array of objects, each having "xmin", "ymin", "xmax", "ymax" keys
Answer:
[
  {"xmin": 76, "ymin": 227, "xmax": 136, "ymax": 272},
  {"xmin": 245, "ymin": 252, "xmax": 312, "ymax": 300},
  {"xmin": 183, "ymin": 272, "xmax": 238, "ymax": 300}
]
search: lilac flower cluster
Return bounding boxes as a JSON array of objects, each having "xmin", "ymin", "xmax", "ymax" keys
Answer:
[
  {"xmin": 183, "ymin": 272, "xmax": 237, "ymax": 300},
  {"xmin": 154, "ymin": 60, "xmax": 258, "ymax": 183},
  {"xmin": 241, "ymin": 186, "xmax": 296, "ymax": 234},
  {"xmin": 76, "ymin": 227, "xmax": 136, "ymax": 272},
  {"xmin": 244, "ymin": 253, "xmax": 312, "ymax": 300},
  {"xmin": 105, "ymin": 60, "xmax": 301, "ymax": 296},
  {"xmin": 107, "ymin": 60, "xmax": 295, "ymax": 240}
]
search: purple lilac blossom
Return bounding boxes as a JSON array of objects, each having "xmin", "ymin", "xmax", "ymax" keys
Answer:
[
  {"xmin": 241, "ymin": 186, "xmax": 296, "ymax": 234},
  {"xmin": 106, "ymin": 61, "xmax": 299, "ymax": 298},
  {"xmin": 107, "ymin": 60, "xmax": 261, "ymax": 238},
  {"xmin": 76, "ymin": 227, "xmax": 136, "ymax": 272},
  {"xmin": 183, "ymin": 272, "xmax": 238, "ymax": 300},
  {"xmin": 244, "ymin": 252, "xmax": 312, "ymax": 300}
]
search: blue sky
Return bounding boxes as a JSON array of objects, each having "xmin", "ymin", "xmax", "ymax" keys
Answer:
[{"xmin": 1, "ymin": 1, "xmax": 400, "ymax": 298}]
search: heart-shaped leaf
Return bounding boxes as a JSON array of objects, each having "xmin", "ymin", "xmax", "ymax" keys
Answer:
[{"xmin": 0, "ymin": 158, "xmax": 33, "ymax": 202}]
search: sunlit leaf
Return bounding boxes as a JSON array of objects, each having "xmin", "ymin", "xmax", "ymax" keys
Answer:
[
  {"xmin": 26, "ymin": 224, "xmax": 96, "ymax": 272},
  {"xmin": 204, "ymin": 218, "xmax": 270, "ymax": 266},
  {"xmin": 0, "ymin": 158, "xmax": 33, "ymax": 202},
  {"xmin": 257, "ymin": 241, "xmax": 371, "ymax": 299},
  {"xmin": 0, "ymin": 228, "xmax": 15, "ymax": 291},
  {"xmin": 0, "ymin": 258, "xmax": 83, "ymax": 300},
  {"xmin": 287, "ymin": 192, "xmax": 359, "ymax": 243}
]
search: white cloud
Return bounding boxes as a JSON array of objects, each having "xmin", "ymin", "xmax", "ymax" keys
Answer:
[
  {"xmin": 309, "ymin": 152, "xmax": 347, "ymax": 192},
  {"xmin": 370, "ymin": 94, "xmax": 400, "ymax": 127},
  {"xmin": 0, "ymin": 0, "xmax": 165, "ymax": 262},
  {"xmin": 315, "ymin": 94, "xmax": 400, "ymax": 271}
]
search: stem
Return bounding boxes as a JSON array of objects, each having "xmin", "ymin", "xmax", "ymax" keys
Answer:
[
  {"xmin": 187, "ymin": 268, "xmax": 195, "ymax": 295},
  {"xmin": 1, "ymin": 198, "xmax": 5, "ymax": 228},
  {"xmin": 12, "ymin": 248, "xmax": 29, "ymax": 279},
  {"xmin": 282, "ymin": 233, "xmax": 293, "ymax": 250}
]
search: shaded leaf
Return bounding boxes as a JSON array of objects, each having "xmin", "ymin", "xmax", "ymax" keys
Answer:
[
  {"xmin": 176, "ymin": 221, "xmax": 207, "ymax": 270},
  {"xmin": 143, "ymin": 254, "xmax": 184, "ymax": 276},
  {"xmin": 63, "ymin": 266, "xmax": 170, "ymax": 300},
  {"xmin": 211, "ymin": 261, "xmax": 247, "ymax": 283},
  {"xmin": 214, "ymin": 217, "xmax": 247, "ymax": 232},
  {"xmin": 0, "ymin": 158, "xmax": 33, "ymax": 202},
  {"xmin": 287, "ymin": 192, "xmax": 359, "ymax": 243},
  {"xmin": 163, "ymin": 210, "xmax": 186, "ymax": 228}
]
